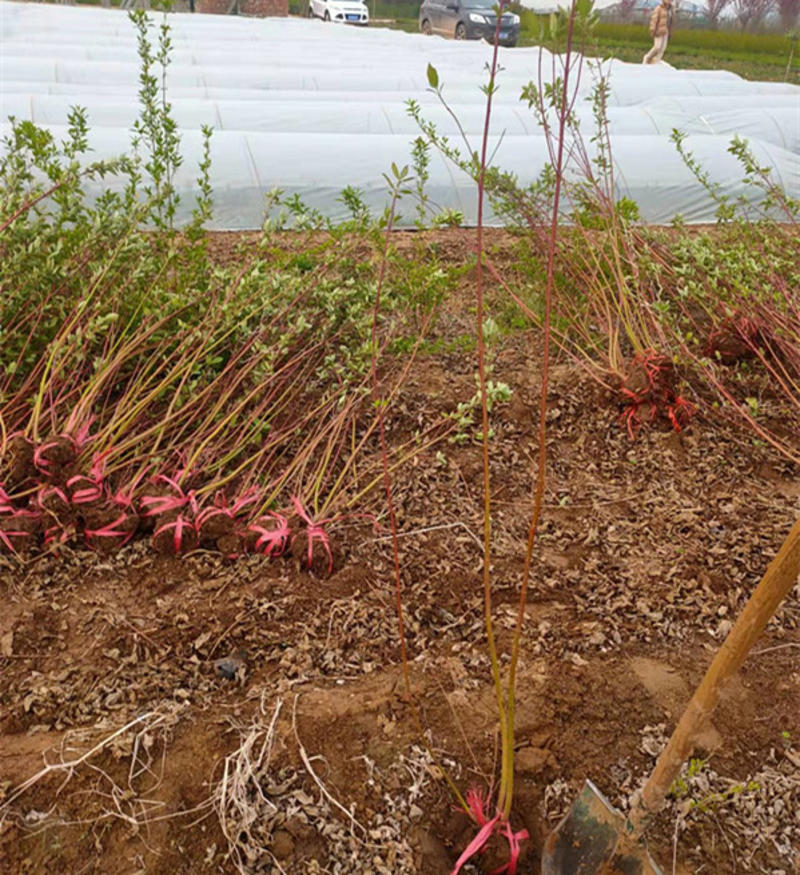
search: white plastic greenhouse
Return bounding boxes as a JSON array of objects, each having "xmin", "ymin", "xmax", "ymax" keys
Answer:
[{"xmin": 1, "ymin": 1, "xmax": 799, "ymax": 226}]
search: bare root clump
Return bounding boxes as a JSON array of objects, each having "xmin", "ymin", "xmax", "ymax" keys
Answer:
[
  {"xmin": 0, "ymin": 704, "xmax": 194, "ymax": 836},
  {"xmin": 213, "ymin": 695, "xmax": 435, "ymax": 874}
]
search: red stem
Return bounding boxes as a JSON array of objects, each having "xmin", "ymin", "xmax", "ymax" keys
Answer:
[
  {"xmin": 370, "ymin": 190, "xmax": 410, "ymax": 695},
  {"xmin": 501, "ymin": 2, "xmax": 579, "ymax": 820}
]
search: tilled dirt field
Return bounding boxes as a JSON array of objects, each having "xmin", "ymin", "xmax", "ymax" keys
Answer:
[{"xmin": 2, "ymin": 234, "xmax": 799, "ymax": 874}]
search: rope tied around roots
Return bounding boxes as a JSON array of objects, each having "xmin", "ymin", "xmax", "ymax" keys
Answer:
[{"xmin": 618, "ymin": 350, "xmax": 695, "ymax": 440}]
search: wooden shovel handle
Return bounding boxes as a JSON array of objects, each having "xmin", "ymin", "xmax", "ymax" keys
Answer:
[{"xmin": 633, "ymin": 515, "xmax": 800, "ymax": 824}]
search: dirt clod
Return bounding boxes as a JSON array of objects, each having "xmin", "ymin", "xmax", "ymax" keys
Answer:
[{"xmin": 270, "ymin": 829, "xmax": 295, "ymax": 860}]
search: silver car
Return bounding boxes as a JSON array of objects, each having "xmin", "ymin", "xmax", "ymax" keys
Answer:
[{"xmin": 419, "ymin": 0, "xmax": 520, "ymax": 46}]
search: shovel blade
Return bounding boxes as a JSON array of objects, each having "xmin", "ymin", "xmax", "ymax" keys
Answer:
[{"xmin": 541, "ymin": 780, "xmax": 663, "ymax": 875}]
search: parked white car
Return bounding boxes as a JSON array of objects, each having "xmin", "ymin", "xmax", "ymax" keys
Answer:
[{"xmin": 308, "ymin": 0, "xmax": 369, "ymax": 24}]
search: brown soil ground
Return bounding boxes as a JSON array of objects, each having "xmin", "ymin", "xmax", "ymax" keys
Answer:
[{"xmin": 2, "ymin": 231, "xmax": 799, "ymax": 875}]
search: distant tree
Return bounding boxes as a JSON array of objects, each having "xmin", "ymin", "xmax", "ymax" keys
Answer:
[
  {"xmin": 705, "ymin": 0, "xmax": 732, "ymax": 26},
  {"xmin": 617, "ymin": 0, "xmax": 638, "ymax": 20},
  {"xmin": 778, "ymin": 0, "xmax": 800, "ymax": 28},
  {"xmin": 732, "ymin": 0, "xmax": 775, "ymax": 29}
]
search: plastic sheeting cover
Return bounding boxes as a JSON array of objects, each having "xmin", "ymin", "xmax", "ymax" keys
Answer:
[{"xmin": 1, "ymin": 1, "xmax": 799, "ymax": 227}]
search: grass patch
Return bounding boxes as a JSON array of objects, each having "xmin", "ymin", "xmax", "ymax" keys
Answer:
[
  {"xmin": 519, "ymin": 16, "xmax": 800, "ymax": 81},
  {"xmin": 592, "ymin": 21, "xmax": 799, "ymax": 56}
]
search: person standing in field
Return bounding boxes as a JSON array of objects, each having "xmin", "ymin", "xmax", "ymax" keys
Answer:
[{"xmin": 643, "ymin": 0, "xmax": 673, "ymax": 65}]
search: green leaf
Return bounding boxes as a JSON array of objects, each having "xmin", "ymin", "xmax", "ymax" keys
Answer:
[{"xmin": 427, "ymin": 63, "xmax": 439, "ymax": 90}]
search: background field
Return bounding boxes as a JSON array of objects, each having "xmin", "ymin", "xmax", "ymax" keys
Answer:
[
  {"xmin": 354, "ymin": 3, "xmax": 800, "ymax": 82},
  {"xmin": 542, "ymin": 19, "xmax": 800, "ymax": 81}
]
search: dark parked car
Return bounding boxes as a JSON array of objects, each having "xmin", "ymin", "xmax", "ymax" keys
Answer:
[{"xmin": 419, "ymin": 0, "xmax": 521, "ymax": 47}]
